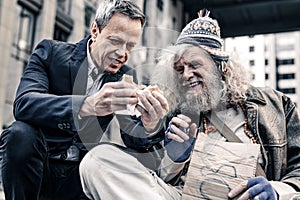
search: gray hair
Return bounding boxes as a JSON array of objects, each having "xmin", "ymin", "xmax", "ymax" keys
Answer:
[
  {"xmin": 151, "ymin": 44, "xmax": 249, "ymax": 112},
  {"xmin": 95, "ymin": 0, "xmax": 145, "ymax": 31}
]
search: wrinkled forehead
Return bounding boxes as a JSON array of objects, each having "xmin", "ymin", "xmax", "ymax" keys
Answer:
[{"xmin": 174, "ymin": 46, "xmax": 212, "ymax": 65}]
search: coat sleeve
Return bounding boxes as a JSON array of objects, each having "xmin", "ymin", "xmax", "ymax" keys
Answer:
[
  {"xmin": 158, "ymin": 152, "xmax": 188, "ymax": 183},
  {"xmin": 13, "ymin": 39, "xmax": 86, "ymax": 134},
  {"xmin": 281, "ymin": 96, "xmax": 300, "ymax": 191},
  {"xmin": 117, "ymin": 114, "xmax": 165, "ymax": 150}
]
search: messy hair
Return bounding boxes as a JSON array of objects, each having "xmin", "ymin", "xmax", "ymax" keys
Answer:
[
  {"xmin": 151, "ymin": 44, "xmax": 249, "ymax": 112},
  {"xmin": 95, "ymin": 0, "xmax": 146, "ymax": 32},
  {"xmin": 221, "ymin": 59, "xmax": 249, "ymax": 106}
]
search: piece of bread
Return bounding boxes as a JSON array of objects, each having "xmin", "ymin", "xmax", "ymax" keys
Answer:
[
  {"xmin": 121, "ymin": 74, "xmax": 162, "ymax": 93},
  {"xmin": 121, "ymin": 74, "xmax": 134, "ymax": 84},
  {"xmin": 143, "ymin": 85, "xmax": 163, "ymax": 94}
]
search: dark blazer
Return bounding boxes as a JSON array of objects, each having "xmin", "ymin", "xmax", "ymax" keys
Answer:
[{"xmin": 13, "ymin": 36, "xmax": 159, "ymax": 155}]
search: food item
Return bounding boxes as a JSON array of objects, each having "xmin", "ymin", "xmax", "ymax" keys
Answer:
[
  {"xmin": 121, "ymin": 74, "xmax": 135, "ymax": 84},
  {"xmin": 115, "ymin": 74, "xmax": 163, "ymax": 116},
  {"xmin": 121, "ymin": 74, "xmax": 162, "ymax": 94},
  {"xmin": 143, "ymin": 85, "xmax": 162, "ymax": 94}
]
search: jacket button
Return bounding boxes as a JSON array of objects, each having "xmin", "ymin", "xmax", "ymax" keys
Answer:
[
  {"xmin": 66, "ymin": 123, "xmax": 71, "ymax": 129},
  {"xmin": 58, "ymin": 123, "xmax": 63, "ymax": 130},
  {"xmin": 60, "ymin": 153, "xmax": 67, "ymax": 160}
]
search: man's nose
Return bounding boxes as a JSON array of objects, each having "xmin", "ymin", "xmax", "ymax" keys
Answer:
[
  {"xmin": 182, "ymin": 66, "xmax": 193, "ymax": 80},
  {"xmin": 115, "ymin": 45, "xmax": 129, "ymax": 57}
]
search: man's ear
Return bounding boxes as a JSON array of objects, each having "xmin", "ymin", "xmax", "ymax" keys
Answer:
[{"xmin": 90, "ymin": 22, "xmax": 99, "ymax": 40}]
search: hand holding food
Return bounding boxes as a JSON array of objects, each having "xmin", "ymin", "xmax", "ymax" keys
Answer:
[{"xmin": 118, "ymin": 74, "xmax": 169, "ymax": 132}]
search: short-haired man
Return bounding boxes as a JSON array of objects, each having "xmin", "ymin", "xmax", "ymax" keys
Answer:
[{"xmin": 0, "ymin": 0, "xmax": 168, "ymax": 199}]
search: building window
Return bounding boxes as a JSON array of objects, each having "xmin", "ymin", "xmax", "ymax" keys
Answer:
[
  {"xmin": 84, "ymin": 4, "xmax": 96, "ymax": 37},
  {"xmin": 53, "ymin": 25, "xmax": 69, "ymax": 41},
  {"xmin": 265, "ymin": 73, "xmax": 269, "ymax": 80},
  {"xmin": 249, "ymin": 46, "xmax": 254, "ymax": 52},
  {"xmin": 157, "ymin": 0, "xmax": 163, "ymax": 11},
  {"xmin": 172, "ymin": 17, "xmax": 176, "ymax": 30},
  {"xmin": 265, "ymin": 59, "xmax": 269, "ymax": 66},
  {"xmin": 54, "ymin": 0, "xmax": 73, "ymax": 41},
  {"xmin": 251, "ymin": 74, "xmax": 255, "ymax": 80},
  {"xmin": 249, "ymin": 60, "xmax": 255, "ymax": 66},
  {"xmin": 12, "ymin": 6, "xmax": 37, "ymax": 63},
  {"xmin": 57, "ymin": 0, "xmax": 72, "ymax": 14},
  {"xmin": 172, "ymin": 0, "xmax": 177, "ymax": 6},
  {"xmin": 278, "ymin": 73, "xmax": 295, "ymax": 80},
  {"xmin": 280, "ymin": 88, "xmax": 295, "ymax": 94},
  {"xmin": 277, "ymin": 58, "xmax": 295, "ymax": 65}
]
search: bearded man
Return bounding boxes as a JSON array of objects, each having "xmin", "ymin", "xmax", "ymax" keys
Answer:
[
  {"xmin": 153, "ymin": 10, "xmax": 300, "ymax": 200},
  {"xmin": 79, "ymin": 9, "xmax": 300, "ymax": 200}
]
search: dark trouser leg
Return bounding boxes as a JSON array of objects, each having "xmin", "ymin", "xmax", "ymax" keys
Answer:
[
  {"xmin": 40, "ymin": 159, "xmax": 89, "ymax": 200},
  {"xmin": 0, "ymin": 121, "xmax": 47, "ymax": 200},
  {"xmin": 0, "ymin": 121, "xmax": 89, "ymax": 200}
]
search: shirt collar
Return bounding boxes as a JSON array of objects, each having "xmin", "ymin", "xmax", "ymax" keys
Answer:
[{"xmin": 87, "ymin": 39, "xmax": 98, "ymax": 75}]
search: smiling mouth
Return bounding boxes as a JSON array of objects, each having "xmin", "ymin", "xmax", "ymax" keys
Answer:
[
  {"xmin": 112, "ymin": 59, "xmax": 122, "ymax": 64},
  {"xmin": 183, "ymin": 81, "xmax": 201, "ymax": 88}
]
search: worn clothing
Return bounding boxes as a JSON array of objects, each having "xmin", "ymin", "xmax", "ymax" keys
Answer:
[
  {"xmin": 80, "ymin": 86, "xmax": 300, "ymax": 200},
  {"xmin": 80, "ymin": 143, "xmax": 181, "ymax": 200},
  {"xmin": 160, "ymin": 86, "xmax": 300, "ymax": 199},
  {"xmin": 0, "ymin": 37, "xmax": 161, "ymax": 199},
  {"xmin": 239, "ymin": 86, "xmax": 300, "ymax": 188}
]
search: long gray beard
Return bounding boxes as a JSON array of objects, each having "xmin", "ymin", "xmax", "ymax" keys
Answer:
[{"xmin": 180, "ymin": 82, "xmax": 223, "ymax": 114}]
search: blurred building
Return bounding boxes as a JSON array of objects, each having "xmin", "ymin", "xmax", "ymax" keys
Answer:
[
  {"xmin": 0, "ymin": 0, "xmax": 91, "ymax": 128},
  {"xmin": 225, "ymin": 31, "xmax": 300, "ymax": 108},
  {"xmin": 0, "ymin": 0, "xmax": 188, "ymax": 129}
]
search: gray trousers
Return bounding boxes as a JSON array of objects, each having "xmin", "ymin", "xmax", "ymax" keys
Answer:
[{"xmin": 79, "ymin": 143, "xmax": 181, "ymax": 200}]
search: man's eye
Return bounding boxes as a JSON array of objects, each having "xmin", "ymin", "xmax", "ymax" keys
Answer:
[
  {"xmin": 174, "ymin": 66, "xmax": 184, "ymax": 74},
  {"xmin": 189, "ymin": 62, "xmax": 201, "ymax": 69},
  {"xmin": 110, "ymin": 39, "xmax": 121, "ymax": 45},
  {"xmin": 127, "ymin": 43, "xmax": 135, "ymax": 51}
]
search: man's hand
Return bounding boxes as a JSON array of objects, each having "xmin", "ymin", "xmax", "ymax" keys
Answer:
[
  {"xmin": 135, "ymin": 89, "xmax": 169, "ymax": 132},
  {"xmin": 164, "ymin": 114, "xmax": 198, "ymax": 162},
  {"xmin": 79, "ymin": 82, "xmax": 138, "ymax": 117},
  {"xmin": 228, "ymin": 176, "xmax": 278, "ymax": 200}
]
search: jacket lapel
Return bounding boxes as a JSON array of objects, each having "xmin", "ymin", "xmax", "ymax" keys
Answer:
[
  {"xmin": 72, "ymin": 58, "xmax": 88, "ymax": 95},
  {"xmin": 69, "ymin": 36, "xmax": 90, "ymax": 95}
]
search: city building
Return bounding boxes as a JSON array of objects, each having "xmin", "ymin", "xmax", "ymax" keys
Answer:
[
  {"xmin": 0, "ymin": 0, "xmax": 90, "ymax": 128},
  {"xmin": 225, "ymin": 31, "xmax": 300, "ymax": 108},
  {"xmin": 0, "ymin": 0, "xmax": 187, "ymax": 129}
]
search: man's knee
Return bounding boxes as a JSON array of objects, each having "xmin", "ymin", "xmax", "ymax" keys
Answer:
[
  {"xmin": 80, "ymin": 143, "xmax": 147, "ymax": 177},
  {"xmin": 80, "ymin": 144, "xmax": 111, "ymax": 172},
  {"xmin": 80, "ymin": 144, "xmax": 122, "ymax": 175},
  {"xmin": 0, "ymin": 121, "xmax": 46, "ymax": 162}
]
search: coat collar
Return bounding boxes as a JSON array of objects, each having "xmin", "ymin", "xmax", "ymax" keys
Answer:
[
  {"xmin": 245, "ymin": 85, "xmax": 267, "ymax": 105},
  {"xmin": 70, "ymin": 36, "xmax": 90, "ymax": 62},
  {"xmin": 69, "ymin": 36, "xmax": 90, "ymax": 94}
]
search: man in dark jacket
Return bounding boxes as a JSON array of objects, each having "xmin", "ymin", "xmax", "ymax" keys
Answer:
[{"xmin": 0, "ymin": 0, "xmax": 168, "ymax": 199}]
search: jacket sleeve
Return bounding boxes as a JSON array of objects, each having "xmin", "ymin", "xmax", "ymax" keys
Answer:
[
  {"xmin": 281, "ymin": 96, "xmax": 300, "ymax": 191},
  {"xmin": 13, "ymin": 39, "xmax": 86, "ymax": 134},
  {"xmin": 114, "ymin": 67, "xmax": 165, "ymax": 150},
  {"xmin": 158, "ymin": 152, "xmax": 188, "ymax": 183},
  {"xmin": 117, "ymin": 114, "xmax": 165, "ymax": 150}
]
